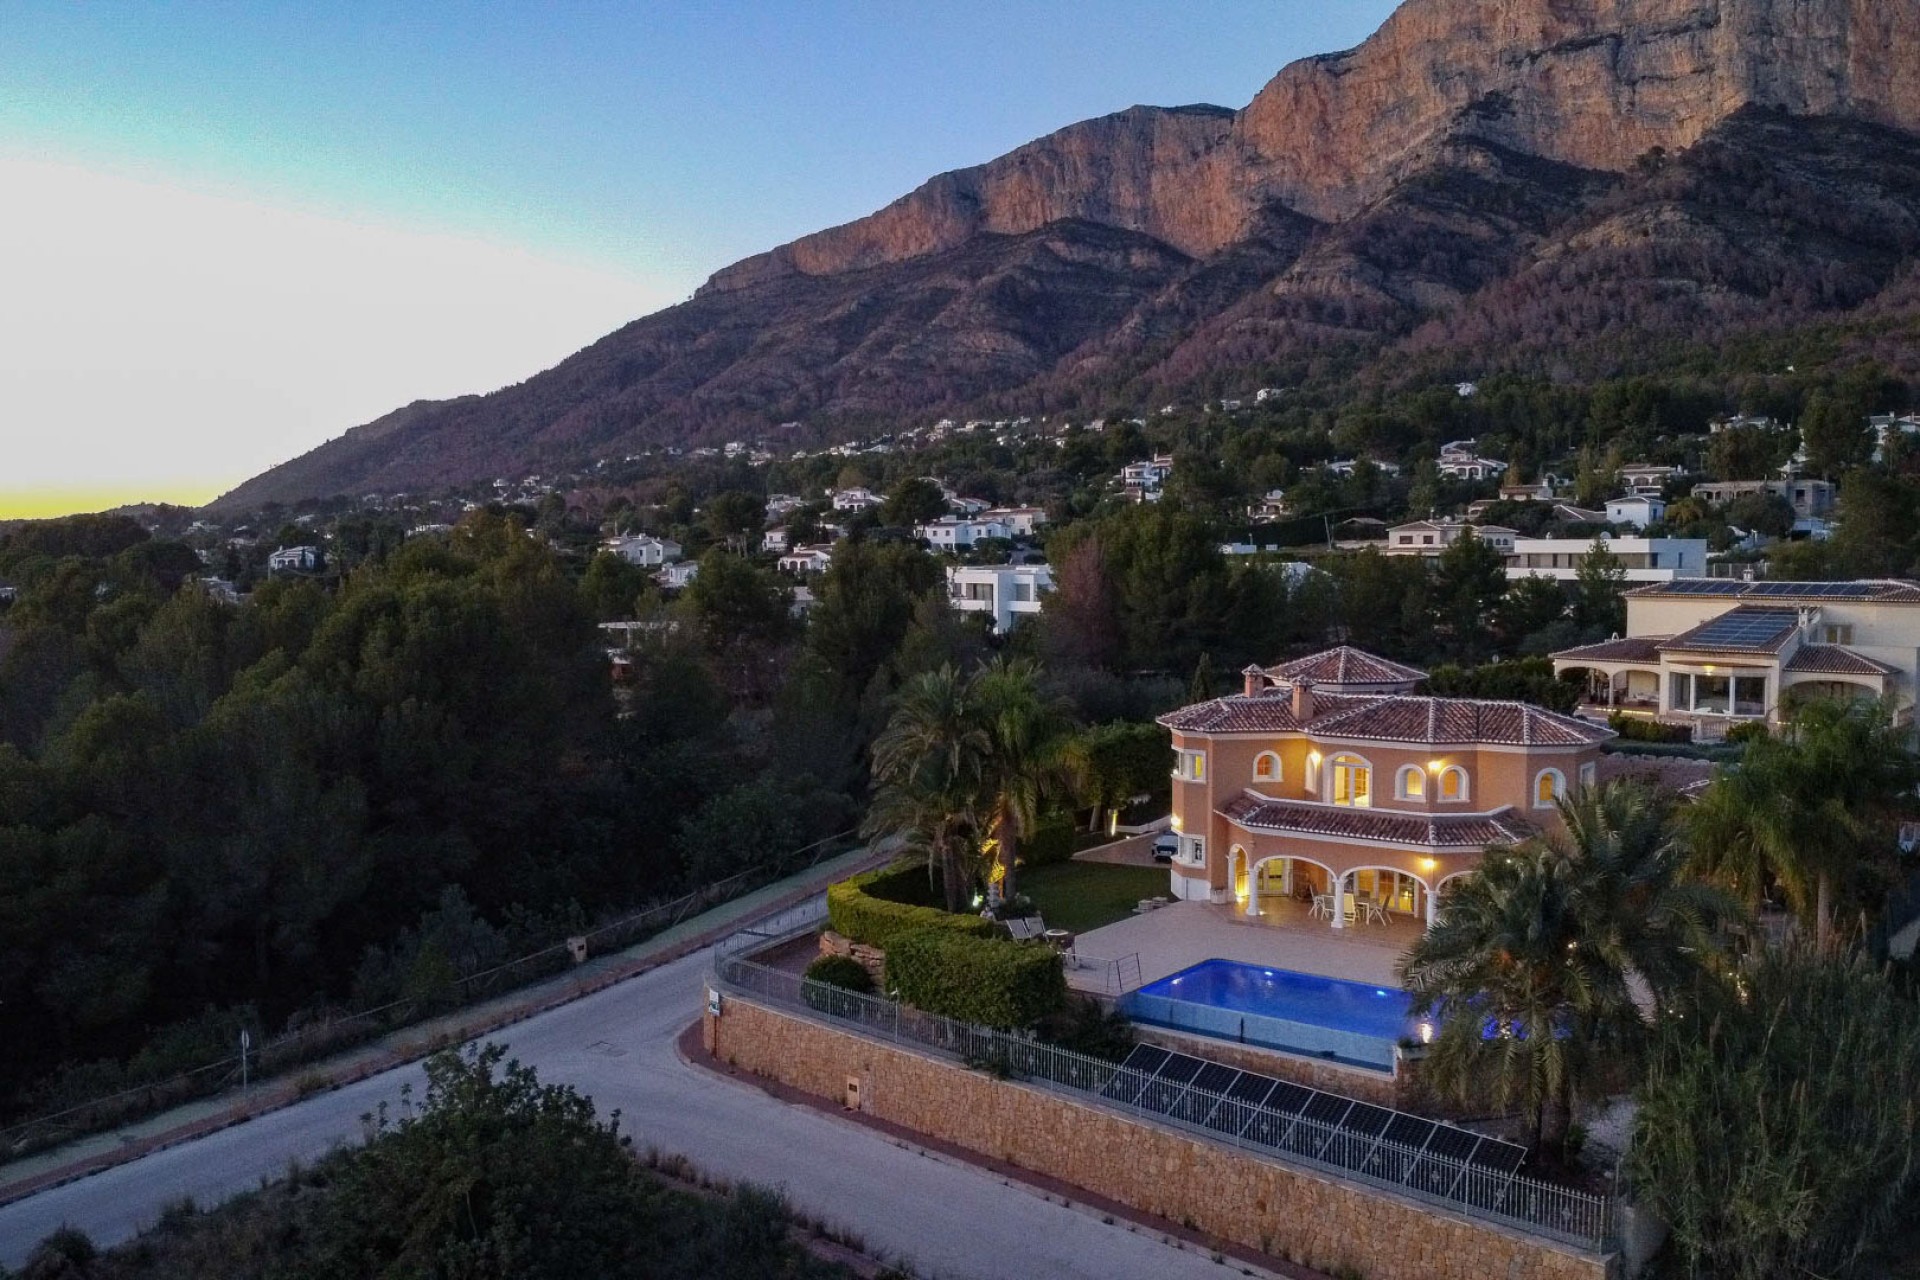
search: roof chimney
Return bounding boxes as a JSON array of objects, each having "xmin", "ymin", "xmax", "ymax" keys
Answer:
[
  {"xmin": 1292, "ymin": 679, "xmax": 1315, "ymax": 722},
  {"xmin": 1242, "ymin": 664, "xmax": 1266, "ymax": 697}
]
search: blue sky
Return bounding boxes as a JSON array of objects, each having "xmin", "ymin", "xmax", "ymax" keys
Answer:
[{"xmin": 0, "ymin": 2, "xmax": 1400, "ymax": 513}]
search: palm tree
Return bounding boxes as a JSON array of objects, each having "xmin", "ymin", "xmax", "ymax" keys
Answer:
[
  {"xmin": 1686, "ymin": 698, "xmax": 1917, "ymax": 952},
  {"xmin": 970, "ymin": 657, "xmax": 1080, "ymax": 902},
  {"xmin": 863, "ymin": 666, "xmax": 989, "ymax": 911},
  {"xmin": 1399, "ymin": 783, "xmax": 1736, "ymax": 1158}
]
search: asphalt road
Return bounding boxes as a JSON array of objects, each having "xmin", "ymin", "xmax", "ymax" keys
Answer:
[{"xmin": 0, "ymin": 937, "xmax": 1276, "ymax": 1280}]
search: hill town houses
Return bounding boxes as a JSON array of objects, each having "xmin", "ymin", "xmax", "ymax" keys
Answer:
[{"xmin": 1157, "ymin": 647, "xmax": 1611, "ymax": 930}]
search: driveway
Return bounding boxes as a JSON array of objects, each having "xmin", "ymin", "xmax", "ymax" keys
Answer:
[{"xmin": 0, "ymin": 923, "xmax": 1284, "ymax": 1280}]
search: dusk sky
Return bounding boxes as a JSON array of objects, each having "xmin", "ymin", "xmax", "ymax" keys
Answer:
[{"xmin": 0, "ymin": 2, "xmax": 1400, "ymax": 518}]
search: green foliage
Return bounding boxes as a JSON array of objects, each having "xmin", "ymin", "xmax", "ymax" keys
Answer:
[
  {"xmin": 1034, "ymin": 995, "xmax": 1137, "ymax": 1062},
  {"xmin": 1607, "ymin": 713, "xmax": 1693, "ymax": 744},
  {"xmin": 1629, "ymin": 948, "xmax": 1920, "ymax": 1280},
  {"xmin": 1020, "ymin": 813, "xmax": 1077, "ymax": 868},
  {"xmin": 1071, "ymin": 720, "xmax": 1170, "ymax": 831},
  {"xmin": 803, "ymin": 954, "xmax": 874, "ymax": 994},
  {"xmin": 884, "ymin": 928, "xmax": 1067, "ymax": 1030},
  {"xmin": 1425, "ymin": 658, "xmax": 1580, "ymax": 713},
  {"xmin": 1399, "ymin": 784, "xmax": 1739, "ymax": 1156},
  {"xmin": 1722, "ymin": 720, "xmax": 1770, "ymax": 746},
  {"xmin": 881, "ymin": 478, "xmax": 948, "ymax": 526},
  {"xmin": 825, "ymin": 864, "xmax": 996, "ymax": 949}
]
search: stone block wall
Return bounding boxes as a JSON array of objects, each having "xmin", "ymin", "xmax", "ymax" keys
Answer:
[
  {"xmin": 706, "ymin": 995, "xmax": 1610, "ymax": 1280},
  {"xmin": 1131, "ymin": 1025, "xmax": 1408, "ymax": 1108}
]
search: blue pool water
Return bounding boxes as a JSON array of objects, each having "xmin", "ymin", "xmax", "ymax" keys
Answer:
[{"xmin": 1120, "ymin": 959, "xmax": 1420, "ymax": 1070}]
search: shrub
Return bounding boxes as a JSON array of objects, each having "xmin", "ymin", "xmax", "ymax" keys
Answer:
[
  {"xmin": 1608, "ymin": 712, "xmax": 1692, "ymax": 744},
  {"xmin": 1426, "ymin": 658, "xmax": 1581, "ymax": 714},
  {"xmin": 1035, "ymin": 996, "xmax": 1137, "ymax": 1062},
  {"xmin": 827, "ymin": 865, "xmax": 996, "ymax": 949},
  {"xmin": 1725, "ymin": 720, "xmax": 1770, "ymax": 746},
  {"xmin": 884, "ymin": 929, "xmax": 1067, "ymax": 1030},
  {"xmin": 1022, "ymin": 814, "xmax": 1078, "ymax": 868},
  {"xmin": 803, "ymin": 955, "xmax": 873, "ymax": 994}
]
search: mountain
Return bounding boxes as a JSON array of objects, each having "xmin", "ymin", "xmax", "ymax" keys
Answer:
[{"xmin": 216, "ymin": 0, "xmax": 1920, "ymax": 509}]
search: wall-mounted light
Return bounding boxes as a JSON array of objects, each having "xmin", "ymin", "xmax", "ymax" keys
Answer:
[
  {"xmin": 1427, "ymin": 759, "xmax": 1444, "ymax": 773},
  {"xmin": 1170, "ymin": 815, "xmax": 1182, "ymax": 833},
  {"xmin": 1419, "ymin": 857, "xmax": 1437, "ymax": 873}
]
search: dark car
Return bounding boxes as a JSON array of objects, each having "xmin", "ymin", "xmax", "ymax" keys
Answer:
[{"xmin": 1150, "ymin": 832, "xmax": 1178, "ymax": 863}]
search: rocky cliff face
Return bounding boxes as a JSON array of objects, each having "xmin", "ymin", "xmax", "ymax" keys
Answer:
[
  {"xmin": 215, "ymin": 0, "xmax": 1920, "ymax": 509},
  {"xmin": 705, "ymin": 0, "xmax": 1920, "ymax": 292}
]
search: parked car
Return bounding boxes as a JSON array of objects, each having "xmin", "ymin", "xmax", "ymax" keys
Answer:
[{"xmin": 1151, "ymin": 832, "xmax": 1178, "ymax": 863}]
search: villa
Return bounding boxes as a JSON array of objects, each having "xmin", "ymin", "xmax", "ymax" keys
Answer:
[
  {"xmin": 1157, "ymin": 646, "xmax": 1611, "ymax": 930},
  {"xmin": 1552, "ymin": 578, "xmax": 1920, "ymax": 729}
]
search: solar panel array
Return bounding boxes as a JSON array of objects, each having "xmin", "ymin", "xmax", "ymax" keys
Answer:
[
  {"xmin": 1658, "ymin": 579, "xmax": 1878, "ymax": 601},
  {"xmin": 1659, "ymin": 579, "xmax": 1747, "ymax": 596},
  {"xmin": 1100, "ymin": 1045, "xmax": 1527, "ymax": 1198},
  {"xmin": 1671, "ymin": 608, "xmax": 1797, "ymax": 650}
]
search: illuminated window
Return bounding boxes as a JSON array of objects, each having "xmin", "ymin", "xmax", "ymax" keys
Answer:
[
  {"xmin": 1331, "ymin": 755, "xmax": 1372, "ymax": 808},
  {"xmin": 1253, "ymin": 751, "xmax": 1282, "ymax": 783},
  {"xmin": 1173, "ymin": 749, "xmax": 1206, "ymax": 782},
  {"xmin": 1395, "ymin": 765, "xmax": 1425, "ymax": 800},
  {"xmin": 1440, "ymin": 766, "xmax": 1469, "ymax": 802},
  {"xmin": 1534, "ymin": 769, "xmax": 1566, "ymax": 809}
]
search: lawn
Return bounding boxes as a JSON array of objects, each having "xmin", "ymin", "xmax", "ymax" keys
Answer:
[{"xmin": 1019, "ymin": 861, "xmax": 1170, "ymax": 935}]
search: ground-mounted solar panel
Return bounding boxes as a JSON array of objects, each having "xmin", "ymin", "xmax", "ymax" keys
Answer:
[
  {"xmin": 1170, "ymin": 1062, "xmax": 1241, "ymax": 1125},
  {"xmin": 1264, "ymin": 1080, "xmax": 1314, "ymax": 1116},
  {"xmin": 1470, "ymin": 1137, "xmax": 1529, "ymax": 1175}
]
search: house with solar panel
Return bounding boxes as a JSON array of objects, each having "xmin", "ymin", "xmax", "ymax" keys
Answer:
[
  {"xmin": 1155, "ymin": 647, "xmax": 1612, "ymax": 929},
  {"xmin": 1550, "ymin": 579, "xmax": 1919, "ymax": 731}
]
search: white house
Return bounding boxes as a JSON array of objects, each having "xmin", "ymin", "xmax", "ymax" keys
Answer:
[
  {"xmin": 1870, "ymin": 413, "xmax": 1920, "ymax": 461},
  {"xmin": 1505, "ymin": 536, "xmax": 1708, "ymax": 583},
  {"xmin": 1325, "ymin": 457, "xmax": 1402, "ymax": 478},
  {"xmin": 606, "ymin": 535, "xmax": 682, "ymax": 567},
  {"xmin": 1619, "ymin": 463, "xmax": 1683, "ymax": 497},
  {"xmin": 762, "ymin": 527, "xmax": 791, "ymax": 553},
  {"xmin": 1437, "ymin": 454, "xmax": 1507, "ymax": 482},
  {"xmin": 982, "ymin": 506, "xmax": 1048, "ymax": 538},
  {"xmin": 268, "ymin": 545, "xmax": 321, "ymax": 573},
  {"xmin": 777, "ymin": 545, "xmax": 835, "ymax": 575},
  {"xmin": 1249, "ymin": 490, "xmax": 1290, "ymax": 523},
  {"xmin": 1709, "ymin": 414, "xmax": 1788, "ymax": 434},
  {"xmin": 948, "ymin": 563, "xmax": 1053, "ymax": 634},
  {"xmin": 916, "ymin": 515, "xmax": 1012, "ymax": 549},
  {"xmin": 1119, "ymin": 455, "xmax": 1174, "ymax": 501},
  {"xmin": 1605, "ymin": 495, "xmax": 1667, "ymax": 530},
  {"xmin": 830, "ymin": 487, "xmax": 885, "ymax": 512},
  {"xmin": 656, "ymin": 562, "xmax": 700, "ymax": 590}
]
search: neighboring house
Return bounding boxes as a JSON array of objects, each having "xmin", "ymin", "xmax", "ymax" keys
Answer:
[
  {"xmin": 1552, "ymin": 578, "xmax": 1920, "ymax": 729},
  {"xmin": 776, "ymin": 545, "xmax": 835, "ymax": 575},
  {"xmin": 947, "ymin": 563, "xmax": 1053, "ymax": 634},
  {"xmin": 1325, "ymin": 458, "xmax": 1402, "ymax": 478},
  {"xmin": 1709, "ymin": 414, "xmax": 1788, "ymax": 433},
  {"xmin": 916, "ymin": 515, "xmax": 1012, "ymax": 549},
  {"xmin": 1870, "ymin": 413, "xmax": 1920, "ymax": 461},
  {"xmin": 1496, "ymin": 481, "xmax": 1553, "ymax": 503},
  {"xmin": 949, "ymin": 495, "xmax": 993, "ymax": 517},
  {"xmin": 197, "ymin": 577, "xmax": 242, "ymax": 605},
  {"xmin": 1604, "ymin": 495, "xmax": 1666, "ymax": 530},
  {"xmin": 605, "ymin": 535, "xmax": 682, "ymax": 566},
  {"xmin": 0, "ymin": 582, "xmax": 15, "ymax": 604},
  {"xmin": 1383, "ymin": 521, "xmax": 1517, "ymax": 555},
  {"xmin": 762, "ymin": 527, "xmax": 792, "ymax": 553},
  {"xmin": 982, "ymin": 506, "xmax": 1048, "ymax": 538},
  {"xmin": 1505, "ymin": 536, "xmax": 1707, "ymax": 583},
  {"xmin": 830, "ymin": 487, "xmax": 885, "ymax": 512},
  {"xmin": 1119, "ymin": 455, "xmax": 1175, "ymax": 501},
  {"xmin": 1157, "ymin": 646, "xmax": 1610, "ymax": 925},
  {"xmin": 1619, "ymin": 463, "xmax": 1684, "ymax": 497},
  {"xmin": 1691, "ymin": 478, "xmax": 1836, "ymax": 520},
  {"xmin": 268, "ymin": 545, "xmax": 321, "ymax": 573},
  {"xmin": 1550, "ymin": 503, "xmax": 1610, "ymax": 525},
  {"xmin": 656, "ymin": 562, "xmax": 699, "ymax": 590},
  {"xmin": 765, "ymin": 493, "xmax": 806, "ymax": 519},
  {"xmin": 1249, "ymin": 490, "xmax": 1291, "ymax": 523}
]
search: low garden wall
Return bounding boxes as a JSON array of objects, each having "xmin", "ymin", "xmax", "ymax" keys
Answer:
[{"xmin": 705, "ymin": 993, "xmax": 1611, "ymax": 1280}]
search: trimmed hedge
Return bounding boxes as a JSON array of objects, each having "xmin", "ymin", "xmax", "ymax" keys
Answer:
[
  {"xmin": 884, "ymin": 928, "xmax": 1067, "ymax": 1030},
  {"xmin": 826, "ymin": 864, "xmax": 996, "ymax": 949},
  {"xmin": 803, "ymin": 954, "xmax": 874, "ymax": 993}
]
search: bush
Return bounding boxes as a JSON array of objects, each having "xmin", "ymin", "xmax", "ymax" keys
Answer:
[
  {"xmin": 1426, "ymin": 658, "xmax": 1581, "ymax": 714},
  {"xmin": 1035, "ymin": 996, "xmax": 1137, "ymax": 1062},
  {"xmin": 826, "ymin": 865, "xmax": 996, "ymax": 949},
  {"xmin": 1022, "ymin": 814, "xmax": 1077, "ymax": 868},
  {"xmin": 1608, "ymin": 712, "xmax": 1693, "ymax": 744},
  {"xmin": 884, "ymin": 929, "xmax": 1067, "ymax": 1030},
  {"xmin": 803, "ymin": 955, "xmax": 874, "ymax": 994},
  {"xmin": 1724, "ymin": 720, "xmax": 1770, "ymax": 746}
]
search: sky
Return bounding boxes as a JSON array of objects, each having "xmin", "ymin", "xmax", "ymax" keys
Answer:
[{"xmin": 0, "ymin": 2, "xmax": 1401, "ymax": 518}]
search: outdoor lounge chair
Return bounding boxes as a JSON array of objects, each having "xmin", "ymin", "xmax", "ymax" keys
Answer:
[{"xmin": 1005, "ymin": 916, "xmax": 1047, "ymax": 941}]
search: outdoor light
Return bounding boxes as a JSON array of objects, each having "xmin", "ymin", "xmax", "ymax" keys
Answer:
[
  {"xmin": 1419, "ymin": 857, "xmax": 1437, "ymax": 872},
  {"xmin": 1419, "ymin": 1021, "xmax": 1434, "ymax": 1045},
  {"xmin": 1427, "ymin": 759, "xmax": 1444, "ymax": 773},
  {"xmin": 1170, "ymin": 815, "xmax": 1182, "ymax": 833}
]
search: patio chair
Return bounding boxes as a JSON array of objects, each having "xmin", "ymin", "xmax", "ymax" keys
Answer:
[
  {"xmin": 1309, "ymin": 894, "xmax": 1332, "ymax": 920},
  {"xmin": 1359, "ymin": 895, "xmax": 1387, "ymax": 926},
  {"xmin": 1005, "ymin": 916, "xmax": 1047, "ymax": 941}
]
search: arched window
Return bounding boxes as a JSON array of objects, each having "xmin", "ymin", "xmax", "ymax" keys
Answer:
[
  {"xmin": 1578, "ymin": 761, "xmax": 1597, "ymax": 791},
  {"xmin": 1534, "ymin": 768, "xmax": 1566, "ymax": 809},
  {"xmin": 1440, "ymin": 766, "xmax": 1469, "ymax": 803},
  {"xmin": 1330, "ymin": 754, "xmax": 1372, "ymax": 808},
  {"xmin": 1395, "ymin": 765, "xmax": 1425, "ymax": 800},
  {"xmin": 1253, "ymin": 751, "xmax": 1282, "ymax": 783}
]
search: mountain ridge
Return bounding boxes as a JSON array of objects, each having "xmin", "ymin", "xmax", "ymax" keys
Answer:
[{"xmin": 213, "ymin": 0, "xmax": 1920, "ymax": 510}]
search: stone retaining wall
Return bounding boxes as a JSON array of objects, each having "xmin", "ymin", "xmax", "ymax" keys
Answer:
[
  {"xmin": 706, "ymin": 994, "xmax": 1611, "ymax": 1280},
  {"xmin": 1130, "ymin": 1025, "xmax": 1408, "ymax": 1108}
]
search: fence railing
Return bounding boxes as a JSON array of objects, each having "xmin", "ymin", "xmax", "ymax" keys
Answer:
[
  {"xmin": 0, "ymin": 831, "xmax": 858, "ymax": 1162},
  {"xmin": 712, "ymin": 953, "xmax": 1616, "ymax": 1255},
  {"xmin": 1073, "ymin": 951, "xmax": 1143, "ymax": 995}
]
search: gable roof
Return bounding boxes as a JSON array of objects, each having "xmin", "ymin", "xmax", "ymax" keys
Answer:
[
  {"xmin": 1784, "ymin": 645, "xmax": 1897, "ymax": 676},
  {"xmin": 1552, "ymin": 636, "xmax": 1668, "ymax": 664},
  {"xmin": 1221, "ymin": 794, "xmax": 1537, "ymax": 849},
  {"xmin": 1159, "ymin": 687, "xmax": 1611, "ymax": 748}
]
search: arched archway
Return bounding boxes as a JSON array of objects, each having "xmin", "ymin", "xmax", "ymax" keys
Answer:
[
  {"xmin": 1245, "ymin": 853, "xmax": 1334, "ymax": 920},
  {"xmin": 1334, "ymin": 864, "xmax": 1435, "ymax": 926}
]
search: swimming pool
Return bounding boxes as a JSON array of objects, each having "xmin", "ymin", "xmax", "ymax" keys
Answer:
[{"xmin": 1119, "ymin": 959, "xmax": 1422, "ymax": 1071}]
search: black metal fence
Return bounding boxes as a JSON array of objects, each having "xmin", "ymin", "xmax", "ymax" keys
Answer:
[{"xmin": 713, "ymin": 952, "xmax": 1617, "ymax": 1255}]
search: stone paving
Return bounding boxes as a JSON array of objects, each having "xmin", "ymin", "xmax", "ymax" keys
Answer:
[{"xmin": 1070, "ymin": 898, "xmax": 1419, "ymax": 992}]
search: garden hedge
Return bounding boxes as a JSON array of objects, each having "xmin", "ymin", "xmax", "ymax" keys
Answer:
[
  {"xmin": 884, "ymin": 928, "xmax": 1067, "ymax": 1030},
  {"xmin": 826, "ymin": 864, "xmax": 996, "ymax": 949}
]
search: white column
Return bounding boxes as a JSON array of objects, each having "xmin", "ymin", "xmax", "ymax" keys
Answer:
[
  {"xmin": 1425, "ymin": 883, "xmax": 1439, "ymax": 930},
  {"xmin": 1330, "ymin": 872, "xmax": 1345, "ymax": 930},
  {"xmin": 1246, "ymin": 858, "xmax": 1261, "ymax": 917}
]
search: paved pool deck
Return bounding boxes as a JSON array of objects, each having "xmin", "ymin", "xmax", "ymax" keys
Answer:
[{"xmin": 1070, "ymin": 899, "xmax": 1419, "ymax": 993}]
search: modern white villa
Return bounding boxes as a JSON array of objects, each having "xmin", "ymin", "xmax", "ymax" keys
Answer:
[{"xmin": 947, "ymin": 563, "xmax": 1053, "ymax": 634}]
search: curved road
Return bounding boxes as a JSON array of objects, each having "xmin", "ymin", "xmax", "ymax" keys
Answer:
[{"xmin": 0, "ymin": 937, "xmax": 1276, "ymax": 1280}]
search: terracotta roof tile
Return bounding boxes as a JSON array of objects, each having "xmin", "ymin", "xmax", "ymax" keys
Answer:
[
  {"xmin": 1265, "ymin": 646, "xmax": 1427, "ymax": 688},
  {"xmin": 1158, "ymin": 688, "xmax": 1613, "ymax": 747},
  {"xmin": 1784, "ymin": 644, "xmax": 1896, "ymax": 676},
  {"xmin": 1221, "ymin": 794, "xmax": 1536, "ymax": 849},
  {"xmin": 1551, "ymin": 636, "xmax": 1668, "ymax": 664}
]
